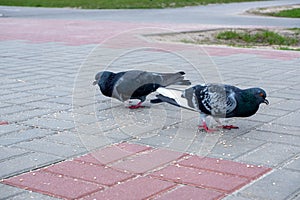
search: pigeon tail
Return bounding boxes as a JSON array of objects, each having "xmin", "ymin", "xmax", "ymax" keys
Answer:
[
  {"xmin": 154, "ymin": 94, "xmax": 181, "ymax": 108},
  {"xmin": 150, "ymin": 98, "xmax": 164, "ymax": 104},
  {"xmin": 160, "ymin": 71, "xmax": 191, "ymax": 87},
  {"xmin": 173, "ymin": 79, "xmax": 191, "ymax": 86}
]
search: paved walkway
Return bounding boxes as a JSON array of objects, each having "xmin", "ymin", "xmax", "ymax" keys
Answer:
[{"xmin": 1, "ymin": 1, "xmax": 300, "ymax": 199}]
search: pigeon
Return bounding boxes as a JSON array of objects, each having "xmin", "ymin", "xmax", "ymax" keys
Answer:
[
  {"xmin": 93, "ymin": 70, "xmax": 191, "ymax": 109},
  {"xmin": 151, "ymin": 84, "xmax": 269, "ymax": 132}
]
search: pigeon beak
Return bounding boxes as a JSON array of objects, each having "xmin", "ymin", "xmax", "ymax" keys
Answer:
[
  {"xmin": 92, "ymin": 80, "xmax": 98, "ymax": 85},
  {"xmin": 264, "ymin": 99, "xmax": 269, "ymax": 105}
]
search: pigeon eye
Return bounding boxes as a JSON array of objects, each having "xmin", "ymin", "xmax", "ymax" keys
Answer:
[{"xmin": 259, "ymin": 92, "xmax": 264, "ymax": 97}]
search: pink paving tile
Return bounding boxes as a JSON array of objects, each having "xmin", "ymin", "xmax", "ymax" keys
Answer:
[
  {"xmin": 179, "ymin": 156, "xmax": 271, "ymax": 179},
  {"xmin": 83, "ymin": 176, "xmax": 176, "ymax": 200},
  {"xmin": 3, "ymin": 170, "xmax": 102, "ymax": 199},
  {"xmin": 150, "ymin": 165, "xmax": 248, "ymax": 193},
  {"xmin": 75, "ymin": 142, "xmax": 151, "ymax": 165},
  {"xmin": 112, "ymin": 148, "xmax": 185, "ymax": 174},
  {"xmin": 0, "ymin": 18, "xmax": 207, "ymax": 46},
  {"xmin": 44, "ymin": 160, "xmax": 134, "ymax": 186},
  {"xmin": 154, "ymin": 185, "xmax": 224, "ymax": 200}
]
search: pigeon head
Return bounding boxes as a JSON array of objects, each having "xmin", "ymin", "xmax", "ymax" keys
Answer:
[
  {"xmin": 248, "ymin": 88, "xmax": 269, "ymax": 105},
  {"xmin": 93, "ymin": 71, "xmax": 112, "ymax": 86}
]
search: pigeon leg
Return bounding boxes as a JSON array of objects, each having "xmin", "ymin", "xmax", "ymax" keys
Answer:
[
  {"xmin": 198, "ymin": 121, "xmax": 217, "ymax": 133},
  {"xmin": 198, "ymin": 114, "xmax": 216, "ymax": 133},
  {"xmin": 128, "ymin": 101, "xmax": 145, "ymax": 109},
  {"xmin": 214, "ymin": 118, "xmax": 239, "ymax": 130}
]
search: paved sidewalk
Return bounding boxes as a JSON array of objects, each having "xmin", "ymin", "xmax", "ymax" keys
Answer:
[{"xmin": 1, "ymin": 1, "xmax": 300, "ymax": 199}]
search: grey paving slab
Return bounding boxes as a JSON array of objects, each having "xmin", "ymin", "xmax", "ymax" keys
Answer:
[
  {"xmin": 43, "ymin": 131, "xmax": 84, "ymax": 146},
  {"xmin": 271, "ymin": 100, "xmax": 300, "ymax": 111},
  {"xmin": 28, "ymin": 88, "xmax": 72, "ymax": 97},
  {"xmin": 214, "ymin": 119, "xmax": 262, "ymax": 139},
  {"xmin": 244, "ymin": 130, "xmax": 300, "ymax": 147},
  {"xmin": 0, "ymin": 181, "xmax": 61, "ymax": 200},
  {"xmin": 77, "ymin": 134, "xmax": 114, "ymax": 150},
  {"xmin": 22, "ymin": 117, "xmax": 75, "ymax": 131},
  {"xmin": 0, "ymin": 92, "xmax": 32, "ymax": 102},
  {"xmin": 0, "ymin": 147, "xmax": 29, "ymax": 162},
  {"xmin": 3, "ymin": 108, "xmax": 55, "ymax": 123},
  {"xmin": 23, "ymin": 101, "xmax": 71, "ymax": 112},
  {"xmin": 246, "ymin": 113, "xmax": 278, "ymax": 123},
  {"xmin": 0, "ymin": 152, "xmax": 62, "ymax": 179},
  {"xmin": 0, "ymin": 102, "xmax": 11, "ymax": 108},
  {"xmin": 209, "ymin": 137, "xmax": 266, "ymax": 160},
  {"xmin": 0, "ymin": 124, "xmax": 29, "ymax": 136},
  {"xmin": 223, "ymin": 194, "xmax": 253, "ymax": 200},
  {"xmin": 239, "ymin": 169, "xmax": 300, "ymax": 200},
  {"xmin": 133, "ymin": 134, "xmax": 173, "ymax": 148},
  {"xmin": 0, "ymin": 184, "xmax": 25, "ymax": 199},
  {"xmin": 0, "ymin": 128, "xmax": 55, "ymax": 146},
  {"xmin": 13, "ymin": 139, "xmax": 88, "ymax": 158},
  {"xmin": 271, "ymin": 110, "xmax": 300, "ymax": 128},
  {"xmin": 284, "ymin": 155, "xmax": 300, "ymax": 172},
  {"xmin": 104, "ymin": 128, "xmax": 133, "ymax": 142},
  {"xmin": 44, "ymin": 131, "xmax": 113, "ymax": 150},
  {"xmin": 0, "ymin": 105, "xmax": 34, "ymax": 116},
  {"xmin": 7, "ymin": 191, "xmax": 60, "ymax": 200},
  {"xmin": 258, "ymin": 107, "xmax": 291, "ymax": 117},
  {"xmin": 3, "ymin": 94, "xmax": 52, "ymax": 105},
  {"xmin": 257, "ymin": 123, "xmax": 300, "ymax": 135},
  {"xmin": 46, "ymin": 96, "xmax": 73, "ymax": 105},
  {"xmin": 236, "ymin": 143, "xmax": 300, "ymax": 167}
]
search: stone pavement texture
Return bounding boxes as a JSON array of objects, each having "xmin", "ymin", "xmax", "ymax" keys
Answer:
[{"xmin": 0, "ymin": 0, "xmax": 300, "ymax": 199}]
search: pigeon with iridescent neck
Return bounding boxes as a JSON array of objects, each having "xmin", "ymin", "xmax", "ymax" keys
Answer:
[{"xmin": 151, "ymin": 84, "xmax": 269, "ymax": 132}]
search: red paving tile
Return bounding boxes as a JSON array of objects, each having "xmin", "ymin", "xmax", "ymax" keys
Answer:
[
  {"xmin": 179, "ymin": 155, "xmax": 271, "ymax": 179},
  {"xmin": 44, "ymin": 160, "xmax": 134, "ymax": 186},
  {"xmin": 2, "ymin": 142, "xmax": 272, "ymax": 199},
  {"xmin": 154, "ymin": 185, "xmax": 224, "ymax": 200},
  {"xmin": 75, "ymin": 142, "xmax": 151, "ymax": 165},
  {"xmin": 83, "ymin": 176, "xmax": 176, "ymax": 200},
  {"xmin": 112, "ymin": 148, "xmax": 185, "ymax": 174},
  {"xmin": 150, "ymin": 165, "xmax": 248, "ymax": 193},
  {"xmin": 3, "ymin": 170, "xmax": 102, "ymax": 199}
]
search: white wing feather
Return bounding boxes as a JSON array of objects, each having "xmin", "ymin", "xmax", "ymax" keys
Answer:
[{"xmin": 156, "ymin": 88, "xmax": 197, "ymax": 112}]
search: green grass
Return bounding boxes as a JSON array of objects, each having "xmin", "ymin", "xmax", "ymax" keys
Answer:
[
  {"xmin": 270, "ymin": 8, "xmax": 300, "ymax": 18},
  {"xmin": 216, "ymin": 30, "xmax": 299, "ymax": 46},
  {"xmin": 278, "ymin": 47, "xmax": 300, "ymax": 51},
  {"xmin": 0, "ymin": 0, "xmax": 266, "ymax": 9}
]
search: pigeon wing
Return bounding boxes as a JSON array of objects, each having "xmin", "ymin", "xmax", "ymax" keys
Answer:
[
  {"xmin": 193, "ymin": 84, "xmax": 237, "ymax": 117},
  {"xmin": 155, "ymin": 87, "xmax": 198, "ymax": 112},
  {"xmin": 113, "ymin": 70, "xmax": 162, "ymax": 101}
]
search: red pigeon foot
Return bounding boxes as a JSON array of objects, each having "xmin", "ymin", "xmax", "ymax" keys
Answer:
[
  {"xmin": 217, "ymin": 125, "xmax": 239, "ymax": 130},
  {"xmin": 0, "ymin": 121, "xmax": 9, "ymax": 125},
  {"xmin": 128, "ymin": 102, "xmax": 144, "ymax": 109},
  {"xmin": 198, "ymin": 122, "xmax": 217, "ymax": 133}
]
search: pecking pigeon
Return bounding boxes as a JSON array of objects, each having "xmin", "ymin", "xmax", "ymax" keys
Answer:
[
  {"xmin": 93, "ymin": 70, "xmax": 191, "ymax": 109},
  {"xmin": 151, "ymin": 84, "xmax": 269, "ymax": 132}
]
